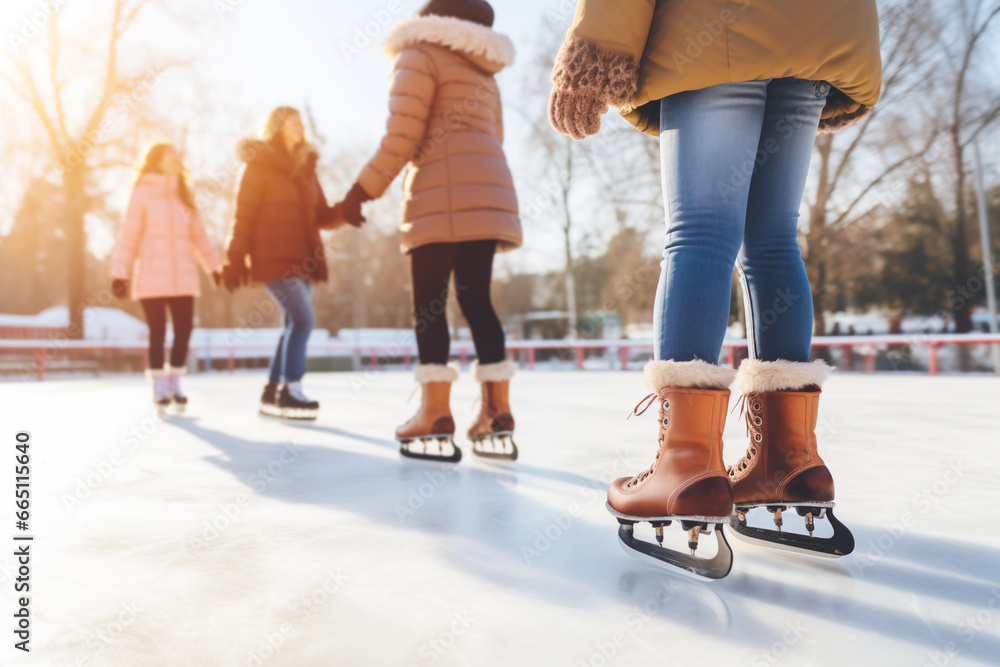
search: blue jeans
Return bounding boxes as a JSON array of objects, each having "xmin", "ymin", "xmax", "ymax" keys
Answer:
[
  {"xmin": 654, "ymin": 78, "xmax": 828, "ymax": 364},
  {"xmin": 264, "ymin": 278, "xmax": 315, "ymax": 383}
]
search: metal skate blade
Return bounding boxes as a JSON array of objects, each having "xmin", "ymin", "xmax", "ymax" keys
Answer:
[
  {"xmin": 470, "ymin": 435, "xmax": 518, "ymax": 462},
  {"xmin": 397, "ymin": 436, "xmax": 462, "ymax": 464},
  {"xmin": 616, "ymin": 524, "xmax": 733, "ymax": 581},
  {"xmin": 281, "ymin": 408, "xmax": 318, "ymax": 421},
  {"xmin": 729, "ymin": 507, "xmax": 853, "ymax": 558}
]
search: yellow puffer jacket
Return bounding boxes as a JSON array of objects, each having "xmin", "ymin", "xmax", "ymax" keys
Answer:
[{"xmin": 552, "ymin": 0, "xmax": 882, "ymax": 136}]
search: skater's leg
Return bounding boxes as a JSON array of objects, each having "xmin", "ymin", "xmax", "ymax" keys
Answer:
[
  {"xmin": 140, "ymin": 298, "xmax": 168, "ymax": 370},
  {"xmin": 166, "ymin": 297, "xmax": 195, "ymax": 369},
  {"xmin": 268, "ymin": 331, "xmax": 286, "ymax": 384},
  {"xmin": 398, "ymin": 244, "xmax": 461, "ymax": 458},
  {"xmin": 264, "ymin": 278, "xmax": 315, "ymax": 384},
  {"xmin": 738, "ymin": 78, "xmax": 827, "ymax": 362},
  {"xmin": 655, "ymin": 81, "xmax": 768, "ymax": 363},
  {"xmin": 454, "ymin": 240, "xmax": 506, "ymax": 365},
  {"xmin": 409, "ymin": 243, "xmax": 458, "ymax": 365},
  {"xmin": 454, "ymin": 239, "xmax": 515, "ymax": 455}
]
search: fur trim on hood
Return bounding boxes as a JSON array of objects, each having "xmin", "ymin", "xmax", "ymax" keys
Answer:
[
  {"xmin": 644, "ymin": 360, "xmax": 737, "ymax": 391},
  {"xmin": 236, "ymin": 138, "xmax": 319, "ymax": 174},
  {"xmin": 736, "ymin": 359, "xmax": 833, "ymax": 394},
  {"xmin": 384, "ymin": 15, "xmax": 515, "ymax": 68}
]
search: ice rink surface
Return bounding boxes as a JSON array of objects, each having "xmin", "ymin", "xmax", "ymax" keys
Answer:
[{"xmin": 2, "ymin": 370, "xmax": 999, "ymax": 667}]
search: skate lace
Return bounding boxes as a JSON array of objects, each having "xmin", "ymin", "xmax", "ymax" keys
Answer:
[
  {"xmin": 627, "ymin": 393, "xmax": 665, "ymax": 486},
  {"xmin": 729, "ymin": 394, "xmax": 762, "ymax": 476}
]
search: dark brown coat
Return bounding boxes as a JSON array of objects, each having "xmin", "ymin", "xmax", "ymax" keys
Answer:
[{"xmin": 224, "ymin": 139, "xmax": 337, "ymax": 284}]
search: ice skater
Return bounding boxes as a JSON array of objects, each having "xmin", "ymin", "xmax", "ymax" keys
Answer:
[
  {"xmin": 221, "ymin": 107, "xmax": 349, "ymax": 421},
  {"xmin": 336, "ymin": 0, "xmax": 522, "ymax": 462},
  {"xmin": 549, "ymin": 0, "xmax": 882, "ymax": 577},
  {"xmin": 110, "ymin": 144, "xmax": 222, "ymax": 414}
]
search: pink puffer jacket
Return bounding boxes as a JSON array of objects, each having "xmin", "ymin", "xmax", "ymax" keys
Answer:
[{"xmin": 110, "ymin": 174, "xmax": 220, "ymax": 300}]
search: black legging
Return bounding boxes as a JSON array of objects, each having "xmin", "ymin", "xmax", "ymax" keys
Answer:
[
  {"xmin": 409, "ymin": 240, "xmax": 505, "ymax": 366},
  {"xmin": 140, "ymin": 296, "xmax": 195, "ymax": 369}
]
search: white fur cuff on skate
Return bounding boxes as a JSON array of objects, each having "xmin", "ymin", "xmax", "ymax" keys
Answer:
[
  {"xmin": 414, "ymin": 363, "xmax": 460, "ymax": 384},
  {"xmin": 168, "ymin": 365, "xmax": 187, "ymax": 376},
  {"xmin": 643, "ymin": 360, "xmax": 737, "ymax": 391},
  {"xmin": 737, "ymin": 359, "xmax": 833, "ymax": 394},
  {"xmin": 145, "ymin": 368, "xmax": 169, "ymax": 379},
  {"xmin": 471, "ymin": 360, "xmax": 515, "ymax": 383}
]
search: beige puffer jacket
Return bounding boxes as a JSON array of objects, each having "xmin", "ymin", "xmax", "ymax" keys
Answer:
[{"xmin": 358, "ymin": 15, "xmax": 522, "ymax": 253}]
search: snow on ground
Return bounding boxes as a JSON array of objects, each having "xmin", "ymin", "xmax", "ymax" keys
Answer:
[{"xmin": 2, "ymin": 371, "xmax": 999, "ymax": 667}]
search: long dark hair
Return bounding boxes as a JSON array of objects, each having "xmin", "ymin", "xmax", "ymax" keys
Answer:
[{"xmin": 135, "ymin": 143, "xmax": 197, "ymax": 212}]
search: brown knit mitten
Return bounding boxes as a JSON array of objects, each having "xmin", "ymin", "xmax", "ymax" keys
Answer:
[{"xmin": 548, "ymin": 39, "xmax": 639, "ymax": 140}]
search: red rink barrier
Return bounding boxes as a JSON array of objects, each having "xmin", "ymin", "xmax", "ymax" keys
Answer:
[{"xmin": 1, "ymin": 334, "xmax": 998, "ymax": 381}]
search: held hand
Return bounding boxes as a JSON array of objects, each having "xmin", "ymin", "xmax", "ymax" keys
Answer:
[
  {"xmin": 111, "ymin": 278, "xmax": 129, "ymax": 300},
  {"xmin": 221, "ymin": 263, "xmax": 247, "ymax": 293},
  {"xmin": 341, "ymin": 182, "xmax": 372, "ymax": 227},
  {"xmin": 319, "ymin": 203, "xmax": 348, "ymax": 231}
]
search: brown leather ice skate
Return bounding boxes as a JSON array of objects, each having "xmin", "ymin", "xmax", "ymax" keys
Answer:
[
  {"xmin": 467, "ymin": 361, "xmax": 517, "ymax": 461},
  {"xmin": 727, "ymin": 359, "xmax": 854, "ymax": 556},
  {"xmin": 606, "ymin": 360, "xmax": 737, "ymax": 579},
  {"xmin": 396, "ymin": 364, "xmax": 461, "ymax": 463}
]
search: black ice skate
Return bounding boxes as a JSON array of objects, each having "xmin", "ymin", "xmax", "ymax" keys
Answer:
[
  {"xmin": 259, "ymin": 382, "xmax": 281, "ymax": 417},
  {"xmin": 278, "ymin": 382, "xmax": 319, "ymax": 420}
]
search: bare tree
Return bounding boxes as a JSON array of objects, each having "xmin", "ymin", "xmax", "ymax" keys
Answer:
[
  {"xmin": 936, "ymin": 0, "xmax": 1000, "ymax": 331},
  {"xmin": 0, "ymin": 0, "xmax": 195, "ymax": 338},
  {"xmin": 803, "ymin": 0, "xmax": 940, "ymax": 335}
]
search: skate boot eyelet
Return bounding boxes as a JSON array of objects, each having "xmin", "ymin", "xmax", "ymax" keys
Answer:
[
  {"xmin": 661, "ymin": 399, "xmax": 670, "ymax": 411},
  {"xmin": 752, "ymin": 402, "xmax": 761, "ymax": 411},
  {"xmin": 753, "ymin": 416, "xmax": 762, "ymax": 426},
  {"xmin": 661, "ymin": 416, "xmax": 670, "ymax": 427},
  {"xmin": 753, "ymin": 433, "xmax": 762, "ymax": 443}
]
